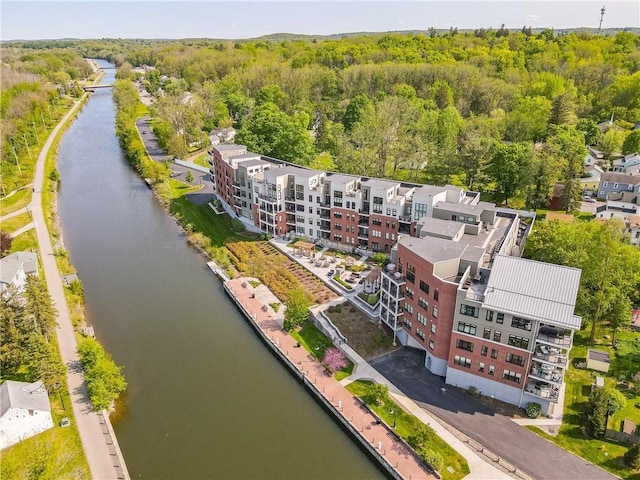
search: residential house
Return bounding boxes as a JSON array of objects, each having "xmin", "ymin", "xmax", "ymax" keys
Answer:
[
  {"xmin": 0, "ymin": 380, "xmax": 54, "ymax": 449},
  {"xmin": 627, "ymin": 215, "xmax": 640, "ymax": 246},
  {"xmin": 0, "ymin": 251, "xmax": 38, "ymax": 296},
  {"xmin": 611, "ymin": 153, "xmax": 640, "ymax": 175},
  {"xmin": 584, "ymin": 147, "xmax": 605, "ymax": 167},
  {"xmin": 580, "ymin": 164, "xmax": 604, "ymax": 195},
  {"xmin": 208, "ymin": 127, "xmax": 236, "ymax": 146},
  {"xmin": 596, "ymin": 172, "xmax": 640, "ymax": 200}
]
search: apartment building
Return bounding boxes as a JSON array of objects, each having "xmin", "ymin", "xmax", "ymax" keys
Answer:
[{"xmin": 210, "ymin": 145, "xmax": 583, "ymax": 414}]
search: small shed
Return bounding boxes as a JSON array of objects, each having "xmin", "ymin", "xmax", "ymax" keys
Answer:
[
  {"xmin": 292, "ymin": 241, "xmax": 316, "ymax": 258},
  {"xmin": 586, "ymin": 349, "xmax": 611, "ymax": 373},
  {"xmin": 595, "ymin": 376, "xmax": 605, "ymax": 389}
]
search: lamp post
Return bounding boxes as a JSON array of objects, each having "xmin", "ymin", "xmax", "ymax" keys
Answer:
[
  {"xmin": 389, "ymin": 408, "xmax": 397, "ymax": 428},
  {"xmin": 56, "ymin": 383, "xmax": 66, "ymax": 410}
]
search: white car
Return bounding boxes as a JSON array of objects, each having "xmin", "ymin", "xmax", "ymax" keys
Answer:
[{"xmin": 583, "ymin": 196, "xmax": 596, "ymax": 203}]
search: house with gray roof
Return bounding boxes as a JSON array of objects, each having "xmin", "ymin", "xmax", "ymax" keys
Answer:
[
  {"xmin": 597, "ymin": 171, "xmax": 640, "ymax": 200},
  {"xmin": 0, "ymin": 380, "xmax": 54, "ymax": 449},
  {"xmin": 1, "ymin": 251, "xmax": 38, "ymax": 296}
]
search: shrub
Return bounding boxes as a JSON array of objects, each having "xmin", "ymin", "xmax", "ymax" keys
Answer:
[
  {"xmin": 322, "ymin": 347, "xmax": 348, "ymax": 372},
  {"xmin": 350, "ymin": 306, "xmax": 356, "ymax": 313},
  {"xmin": 624, "ymin": 441, "xmax": 640, "ymax": 470},
  {"xmin": 334, "ymin": 304, "xmax": 342, "ymax": 313},
  {"xmin": 467, "ymin": 386, "xmax": 478, "ymax": 397},
  {"xmin": 526, "ymin": 402, "xmax": 542, "ymax": 418},
  {"xmin": 423, "ymin": 449, "xmax": 444, "ymax": 471}
]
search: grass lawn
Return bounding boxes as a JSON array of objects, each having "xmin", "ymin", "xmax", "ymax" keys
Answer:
[
  {"xmin": 169, "ymin": 196, "xmax": 245, "ymax": 247},
  {"xmin": 2, "ymin": 212, "xmax": 32, "ymax": 233},
  {"xmin": 347, "ymin": 380, "xmax": 470, "ymax": 480},
  {"xmin": 527, "ymin": 328, "xmax": 640, "ymax": 479},
  {"xmin": 290, "ymin": 321, "xmax": 353, "ymax": 380},
  {"xmin": 9, "ymin": 229, "xmax": 38, "ymax": 253},
  {"xmin": 167, "ymin": 178, "xmax": 201, "ymax": 199},
  {"xmin": 0, "ymin": 188, "xmax": 32, "ymax": 216},
  {"xmin": 193, "ymin": 153, "xmax": 210, "ymax": 168}
]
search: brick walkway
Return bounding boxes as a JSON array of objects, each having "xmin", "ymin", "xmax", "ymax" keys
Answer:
[{"xmin": 226, "ymin": 278, "xmax": 435, "ymax": 480}]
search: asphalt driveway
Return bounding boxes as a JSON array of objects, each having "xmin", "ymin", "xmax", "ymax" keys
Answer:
[
  {"xmin": 135, "ymin": 117, "xmax": 214, "ymax": 205},
  {"xmin": 370, "ymin": 348, "xmax": 616, "ymax": 480}
]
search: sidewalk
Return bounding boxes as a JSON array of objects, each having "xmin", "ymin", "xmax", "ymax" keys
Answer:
[{"xmin": 226, "ymin": 277, "xmax": 436, "ymax": 480}]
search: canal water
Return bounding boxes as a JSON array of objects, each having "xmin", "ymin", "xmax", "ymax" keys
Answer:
[{"xmin": 57, "ymin": 60, "xmax": 381, "ymax": 479}]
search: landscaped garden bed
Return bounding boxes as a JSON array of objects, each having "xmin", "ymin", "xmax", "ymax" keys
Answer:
[{"xmin": 324, "ymin": 303, "xmax": 398, "ymax": 360}]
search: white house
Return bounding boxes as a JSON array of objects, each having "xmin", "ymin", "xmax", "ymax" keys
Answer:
[
  {"xmin": 0, "ymin": 381, "xmax": 54, "ymax": 449},
  {"xmin": 0, "ymin": 251, "xmax": 38, "ymax": 295},
  {"xmin": 628, "ymin": 215, "xmax": 640, "ymax": 246},
  {"xmin": 612, "ymin": 153, "xmax": 640, "ymax": 174}
]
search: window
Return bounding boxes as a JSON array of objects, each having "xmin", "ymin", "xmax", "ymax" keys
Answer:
[
  {"xmin": 496, "ymin": 313, "xmax": 504, "ymax": 324},
  {"xmin": 416, "ymin": 328, "xmax": 425, "ymax": 340},
  {"xmin": 333, "ymin": 223, "xmax": 342, "ymax": 230},
  {"xmin": 491, "ymin": 349, "xmax": 498, "ymax": 359},
  {"xmin": 508, "ymin": 335, "xmax": 530, "ymax": 350},
  {"xmin": 460, "ymin": 304, "xmax": 479, "ymax": 317},
  {"xmin": 483, "ymin": 328, "xmax": 491, "ymax": 339},
  {"xmin": 418, "ymin": 297, "xmax": 428, "ymax": 310},
  {"xmin": 432, "ymin": 306, "xmax": 438, "ymax": 318},
  {"xmin": 478, "ymin": 362, "xmax": 485, "ymax": 372},
  {"xmin": 511, "ymin": 317, "xmax": 532, "ymax": 331},
  {"xmin": 457, "ymin": 322, "xmax": 476, "ymax": 335},
  {"xmin": 406, "ymin": 271, "xmax": 415, "ymax": 283},
  {"xmin": 403, "ymin": 318, "xmax": 412, "ymax": 329},
  {"xmin": 404, "ymin": 302, "xmax": 413, "ymax": 314},
  {"xmin": 405, "ymin": 287, "xmax": 414, "ymax": 299},
  {"xmin": 486, "ymin": 310, "xmax": 494, "ymax": 322},
  {"xmin": 371, "ymin": 230, "xmax": 381, "ymax": 238},
  {"xmin": 505, "ymin": 353, "xmax": 525, "ymax": 366},
  {"xmin": 417, "ymin": 312, "xmax": 427, "ymax": 326},
  {"xmin": 431, "ymin": 323, "xmax": 436, "ymax": 334},
  {"xmin": 419, "ymin": 281, "xmax": 430, "ymax": 294},
  {"xmin": 334, "ymin": 211, "xmax": 343, "ymax": 219},
  {"xmin": 454, "ymin": 355, "xmax": 472, "ymax": 368},
  {"xmin": 488, "ymin": 365, "xmax": 495, "ymax": 376},
  {"xmin": 434, "ymin": 290, "xmax": 439, "ymax": 301},
  {"xmin": 481, "ymin": 346, "xmax": 488, "ymax": 356},
  {"xmin": 456, "ymin": 339, "xmax": 474, "ymax": 352},
  {"xmin": 493, "ymin": 331, "xmax": 502, "ymax": 342},
  {"xmin": 373, "ymin": 196, "xmax": 383, "ymax": 213},
  {"xmin": 429, "ymin": 340, "xmax": 435, "ymax": 350},
  {"xmin": 503, "ymin": 370, "xmax": 522, "ymax": 383}
]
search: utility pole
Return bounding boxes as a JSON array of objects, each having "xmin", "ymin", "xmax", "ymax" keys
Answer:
[
  {"xmin": 9, "ymin": 140, "xmax": 22, "ymax": 173},
  {"xmin": 23, "ymin": 134, "xmax": 34, "ymax": 162},
  {"xmin": 32, "ymin": 120, "xmax": 40, "ymax": 143},
  {"xmin": 597, "ymin": 5, "xmax": 606, "ymax": 38}
]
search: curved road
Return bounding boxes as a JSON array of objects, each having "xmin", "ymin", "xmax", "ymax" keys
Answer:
[{"xmin": 32, "ymin": 93, "xmax": 130, "ymax": 478}]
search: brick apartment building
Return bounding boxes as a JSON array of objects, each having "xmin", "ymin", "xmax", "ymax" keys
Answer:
[{"xmin": 210, "ymin": 144, "xmax": 582, "ymax": 415}]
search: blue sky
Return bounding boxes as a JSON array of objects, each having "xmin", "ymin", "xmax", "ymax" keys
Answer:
[{"xmin": 2, "ymin": 1, "xmax": 639, "ymax": 41}]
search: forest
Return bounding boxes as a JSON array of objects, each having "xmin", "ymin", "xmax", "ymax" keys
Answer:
[{"xmin": 94, "ymin": 28, "xmax": 640, "ymax": 211}]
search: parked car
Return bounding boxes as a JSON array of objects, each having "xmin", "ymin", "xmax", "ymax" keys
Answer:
[
  {"xmin": 327, "ymin": 269, "xmax": 335, "ymax": 277},
  {"xmin": 60, "ymin": 417, "xmax": 70, "ymax": 427},
  {"xmin": 583, "ymin": 196, "xmax": 596, "ymax": 203},
  {"xmin": 170, "ymin": 170, "xmax": 180, "ymax": 178}
]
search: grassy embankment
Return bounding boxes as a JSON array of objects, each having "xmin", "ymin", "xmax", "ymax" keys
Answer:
[
  {"xmin": 527, "ymin": 328, "xmax": 640, "ymax": 480},
  {"xmin": 347, "ymin": 380, "xmax": 470, "ymax": 480}
]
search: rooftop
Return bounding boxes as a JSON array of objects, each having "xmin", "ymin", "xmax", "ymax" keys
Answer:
[
  {"xmin": 361, "ymin": 178, "xmax": 400, "ymax": 191},
  {"xmin": 483, "ymin": 255, "xmax": 582, "ymax": 329},
  {"xmin": 0, "ymin": 381, "xmax": 51, "ymax": 417},
  {"xmin": 587, "ymin": 349, "xmax": 611, "ymax": 364},
  {"xmin": 417, "ymin": 217, "xmax": 465, "ymax": 240},
  {"xmin": 434, "ymin": 200, "xmax": 495, "ymax": 216},
  {"xmin": 398, "ymin": 235, "xmax": 469, "ymax": 265}
]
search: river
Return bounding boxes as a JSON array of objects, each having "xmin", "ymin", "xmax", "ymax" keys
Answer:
[{"xmin": 57, "ymin": 60, "xmax": 381, "ymax": 479}]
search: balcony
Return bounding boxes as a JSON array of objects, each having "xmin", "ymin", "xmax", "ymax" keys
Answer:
[
  {"xmin": 533, "ymin": 345, "xmax": 568, "ymax": 368},
  {"xmin": 524, "ymin": 381, "xmax": 560, "ymax": 403},
  {"xmin": 529, "ymin": 361, "xmax": 564, "ymax": 385},
  {"xmin": 537, "ymin": 326, "xmax": 572, "ymax": 348}
]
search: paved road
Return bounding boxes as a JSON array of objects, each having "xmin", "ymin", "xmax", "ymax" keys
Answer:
[
  {"xmin": 32, "ymin": 95, "xmax": 130, "ymax": 479},
  {"xmin": 370, "ymin": 348, "xmax": 616, "ymax": 480},
  {"xmin": 135, "ymin": 117, "xmax": 214, "ymax": 205}
]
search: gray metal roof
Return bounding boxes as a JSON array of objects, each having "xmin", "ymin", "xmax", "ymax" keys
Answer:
[
  {"xmin": 1, "ymin": 251, "xmax": 38, "ymax": 280},
  {"xmin": 587, "ymin": 349, "xmax": 611, "ymax": 363},
  {"xmin": 483, "ymin": 255, "xmax": 582, "ymax": 329},
  {"xmin": 0, "ymin": 256, "xmax": 22, "ymax": 285},
  {"xmin": 0, "ymin": 381, "xmax": 51, "ymax": 417},
  {"xmin": 434, "ymin": 201, "xmax": 495, "ymax": 216}
]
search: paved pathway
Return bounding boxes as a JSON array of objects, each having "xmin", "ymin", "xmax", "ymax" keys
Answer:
[
  {"xmin": 31, "ymin": 88, "xmax": 130, "ymax": 479},
  {"xmin": 0, "ymin": 206, "xmax": 28, "ymax": 220},
  {"xmin": 10, "ymin": 221, "xmax": 34, "ymax": 238}
]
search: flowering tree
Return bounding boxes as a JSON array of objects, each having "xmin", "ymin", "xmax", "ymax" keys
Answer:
[{"xmin": 322, "ymin": 347, "xmax": 348, "ymax": 372}]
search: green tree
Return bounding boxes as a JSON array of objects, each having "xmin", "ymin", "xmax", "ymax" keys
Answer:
[
  {"xmin": 256, "ymin": 84, "xmax": 286, "ymax": 109},
  {"xmin": 25, "ymin": 334, "xmax": 66, "ymax": 392},
  {"xmin": 524, "ymin": 219, "xmax": 640, "ymax": 343},
  {"xmin": 236, "ymin": 102, "xmax": 315, "ymax": 165},
  {"xmin": 576, "ymin": 118, "xmax": 601, "ymax": 146},
  {"xmin": 283, "ymin": 288, "xmax": 311, "ymax": 331},
  {"xmin": 342, "ymin": 94, "xmax": 372, "ymax": 132},
  {"xmin": 598, "ymin": 128, "xmax": 628, "ymax": 159},
  {"xmin": 309, "ymin": 152, "xmax": 335, "ymax": 171},
  {"xmin": 0, "ymin": 231, "xmax": 12, "ymax": 257},
  {"xmin": 587, "ymin": 387, "xmax": 626, "ymax": 437},
  {"xmin": 549, "ymin": 92, "xmax": 576, "ymax": 125},
  {"xmin": 505, "ymin": 96, "xmax": 552, "ymax": 142},
  {"xmin": 624, "ymin": 441, "xmax": 640, "ymax": 470},
  {"xmin": 370, "ymin": 382, "xmax": 389, "ymax": 406},
  {"xmin": 546, "ymin": 125, "xmax": 588, "ymax": 214},
  {"xmin": 185, "ymin": 170, "xmax": 194, "ymax": 184},
  {"xmin": 487, "ymin": 141, "xmax": 531, "ymax": 205},
  {"xmin": 78, "ymin": 337, "xmax": 126, "ymax": 411},
  {"xmin": 622, "ymin": 129, "xmax": 640, "ymax": 155},
  {"xmin": 23, "ymin": 276, "xmax": 57, "ymax": 339}
]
